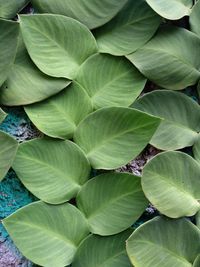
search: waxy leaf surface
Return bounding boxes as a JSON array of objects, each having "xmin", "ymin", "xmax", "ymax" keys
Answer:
[
  {"xmin": 75, "ymin": 53, "xmax": 146, "ymax": 109},
  {"xmin": 142, "ymin": 151, "xmax": 200, "ymax": 218},
  {"xmin": 74, "ymin": 107, "xmax": 161, "ymax": 169},
  {"xmin": 3, "ymin": 201, "xmax": 90, "ymax": 267},
  {"xmin": 0, "ymin": 0, "xmax": 29, "ymax": 19},
  {"xmin": 127, "ymin": 27, "xmax": 200, "ymax": 89},
  {"xmin": 20, "ymin": 14, "xmax": 98, "ymax": 79},
  {"xmin": 127, "ymin": 216, "xmax": 200, "ymax": 267},
  {"xmin": 25, "ymin": 82, "xmax": 92, "ymax": 139},
  {"xmin": 73, "ymin": 230, "xmax": 132, "ymax": 267},
  {"xmin": 31, "ymin": 0, "xmax": 128, "ymax": 29},
  {"xmin": 95, "ymin": 0, "xmax": 161, "ymax": 55},
  {"xmin": 77, "ymin": 173, "xmax": 148, "ymax": 235},
  {"xmin": 12, "ymin": 138, "xmax": 91, "ymax": 204},
  {"xmin": 133, "ymin": 90, "xmax": 200, "ymax": 150},
  {"xmin": 190, "ymin": 0, "xmax": 200, "ymax": 37}
]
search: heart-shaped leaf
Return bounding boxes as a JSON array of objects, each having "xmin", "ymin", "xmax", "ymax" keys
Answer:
[
  {"xmin": 0, "ymin": 19, "xmax": 19, "ymax": 87},
  {"xmin": 0, "ymin": 108, "xmax": 6, "ymax": 123},
  {"xmin": 75, "ymin": 53, "xmax": 146, "ymax": 109},
  {"xmin": 0, "ymin": 0, "xmax": 29, "ymax": 19},
  {"xmin": 74, "ymin": 107, "xmax": 161, "ymax": 169},
  {"xmin": 142, "ymin": 151, "xmax": 200, "ymax": 218},
  {"xmin": 133, "ymin": 90, "xmax": 200, "ymax": 150},
  {"xmin": 31, "ymin": 0, "xmax": 128, "ymax": 29},
  {"xmin": 0, "ymin": 35, "xmax": 70, "ymax": 106},
  {"xmin": 190, "ymin": 0, "xmax": 200, "ymax": 37},
  {"xmin": 127, "ymin": 26, "xmax": 200, "ymax": 90},
  {"xmin": 3, "ymin": 201, "xmax": 90, "ymax": 267},
  {"xmin": 0, "ymin": 131, "xmax": 18, "ymax": 181},
  {"xmin": 94, "ymin": 0, "xmax": 161, "ymax": 56},
  {"xmin": 77, "ymin": 173, "xmax": 148, "ymax": 235},
  {"xmin": 126, "ymin": 216, "xmax": 200, "ymax": 267},
  {"xmin": 146, "ymin": 0, "xmax": 193, "ymax": 20},
  {"xmin": 19, "ymin": 14, "xmax": 98, "ymax": 79},
  {"xmin": 25, "ymin": 82, "xmax": 92, "ymax": 139},
  {"xmin": 12, "ymin": 138, "xmax": 91, "ymax": 204},
  {"xmin": 72, "ymin": 230, "xmax": 133, "ymax": 267}
]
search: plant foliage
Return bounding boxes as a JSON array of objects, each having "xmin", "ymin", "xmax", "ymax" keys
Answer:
[{"xmin": 0, "ymin": 0, "xmax": 200, "ymax": 266}]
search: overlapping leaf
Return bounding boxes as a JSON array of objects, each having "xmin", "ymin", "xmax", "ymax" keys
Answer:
[
  {"xmin": 146, "ymin": 0, "xmax": 193, "ymax": 20},
  {"xmin": 0, "ymin": 131, "xmax": 18, "ymax": 181},
  {"xmin": 75, "ymin": 53, "xmax": 146, "ymax": 109},
  {"xmin": 142, "ymin": 151, "xmax": 200, "ymax": 218},
  {"xmin": 19, "ymin": 14, "xmax": 98, "ymax": 79},
  {"xmin": 0, "ymin": 35, "xmax": 70, "ymax": 106},
  {"xmin": 0, "ymin": 0, "xmax": 29, "ymax": 19},
  {"xmin": 25, "ymin": 82, "xmax": 92, "ymax": 139},
  {"xmin": 94, "ymin": 0, "xmax": 161, "ymax": 56},
  {"xmin": 31, "ymin": 0, "xmax": 128, "ymax": 29},
  {"xmin": 126, "ymin": 216, "xmax": 200, "ymax": 267},
  {"xmin": 12, "ymin": 138, "xmax": 91, "ymax": 204},
  {"xmin": 0, "ymin": 108, "xmax": 6, "ymax": 123},
  {"xmin": 0, "ymin": 19, "xmax": 19, "ymax": 87},
  {"xmin": 193, "ymin": 255, "xmax": 200, "ymax": 267},
  {"xmin": 74, "ymin": 107, "xmax": 161, "ymax": 169},
  {"xmin": 127, "ymin": 26, "xmax": 200, "ymax": 89},
  {"xmin": 193, "ymin": 135, "xmax": 200, "ymax": 163},
  {"xmin": 189, "ymin": 0, "xmax": 200, "ymax": 37},
  {"xmin": 77, "ymin": 173, "xmax": 148, "ymax": 235},
  {"xmin": 3, "ymin": 201, "xmax": 90, "ymax": 267},
  {"xmin": 72, "ymin": 230, "xmax": 133, "ymax": 267},
  {"xmin": 133, "ymin": 90, "xmax": 200, "ymax": 150}
]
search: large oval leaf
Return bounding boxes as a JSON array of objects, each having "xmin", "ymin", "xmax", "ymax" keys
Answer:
[
  {"xmin": 0, "ymin": 19, "xmax": 19, "ymax": 87},
  {"xmin": 19, "ymin": 14, "xmax": 98, "ymax": 79},
  {"xmin": 146, "ymin": 0, "xmax": 193, "ymax": 20},
  {"xmin": 0, "ymin": 0, "xmax": 29, "ymax": 19},
  {"xmin": 0, "ymin": 131, "xmax": 18, "ymax": 181},
  {"xmin": 75, "ymin": 53, "xmax": 146, "ymax": 109},
  {"xmin": 3, "ymin": 201, "xmax": 90, "ymax": 267},
  {"xmin": 31, "ymin": 0, "xmax": 128, "ymax": 29},
  {"xmin": 74, "ymin": 107, "xmax": 161, "ymax": 169},
  {"xmin": 0, "ymin": 108, "xmax": 6, "ymax": 123},
  {"xmin": 0, "ymin": 35, "xmax": 70, "ymax": 106},
  {"xmin": 190, "ymin": 0, "xmax": 200, "ymax": 38},
  {"xmin": 126, "ymin": 216, "xmax": 200, "ymax": 267},
  {"xmin": 133, "ymin": 90, "xmax": 200, "ymax": 150},
  {"xmin": 12, "ymin": 138, "xmax": 91, "ymax": 204},
  {"xmin": 94, "ymin": 0, "xmax": 161, "ymax": 56},
  {"xmin": 25, "ymin": 82, "xmax": 92, "ymax": 139},
  {"xmin": 142, "ymin": 151, "xmax": 200, "ymax": 218},
  {"xmin": 127, "ymin": 26, "xmax": 200, "ymax": 90},
  {"xmin": 77, "ymin": 173, "xmax": 148, "ymax": 235},
  {"xmin": 73, "ymin": 230, "xmax": 133, "ymax": 267}
]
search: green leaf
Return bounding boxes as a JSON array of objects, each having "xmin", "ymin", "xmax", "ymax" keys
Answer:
[
  {"xmin": 94, "ymin": 0, "xmax": 161, "ymax": 56},
  {"xmin": 146, "ymin": 0, "xmax": 193, "ymax": 20},
  {"xmin": 126, "ymin": 216, "xmax": 200, "ymax": 267},
  {"xmin": 0, "ymin": 0, "xmax": 29, "ymax": 19},
  {"xmin": 75, "ymin": 53, "xmax": 146, "ymax": 109},
  {"xmin": 77, "ymin": 173, "xmax": 148, "ymax": 235},
  {"xmin": 142, "ymin": 151, "xmax": 200, "ymax": 218},
  {"xmin": 74, "ymin": 107, "xmax": 161, "ymax": 169},
  {"xmin": 25, "ymin": 82, "xmax": 92, "ymax": 139},
  {"xmin": 127, "ymin": 26, "xmax": 200, "ymax": 90},
  {"xmin": 3, "ymin": 201, "xmax": 90, "ymax": 267},
  {"xmin": 133, "ymin": 90, "xmax": 200, "ymax": 150},
  {"xmin": 190, "ymin": 0, "xmax": 200, "ymax": 38},
  {"xmin": 0, "ymin": 108, "xmax": 7, "ymax": 124},
  {"xmin": 19, "ymin": 14, "xmax": 98, "ymax": 79},
  {"xmin": 0, "ymin": 19, "xmax": 19, "ymax": 87},
  {"xmin": 12, "ymin": 138, "xmax": 91, "ymax": 204},
  {"xmin": 0, "ymin": 131, "xmax": 18, "ymax": 181},
  {"xmin": 193, "ymin": 135, "xmax": 200, "ymax": 163},
  {"xmin": 31, "ymin": 0, "xmax": 128, "ymax": 29},
  {"xmin": 193, "ymin": 255, "xmax": 200, "ymax": 267},
  {"xmin": 72, "ymin": 230, "xmax": 133, "ymax": 267},
  {"xmin": 0, "ymin": 35, "xmax": 70, "ymax": 106},
  {"xmin": 196, "ymin": 211, "xmax": 200, "ymax": 229}
]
